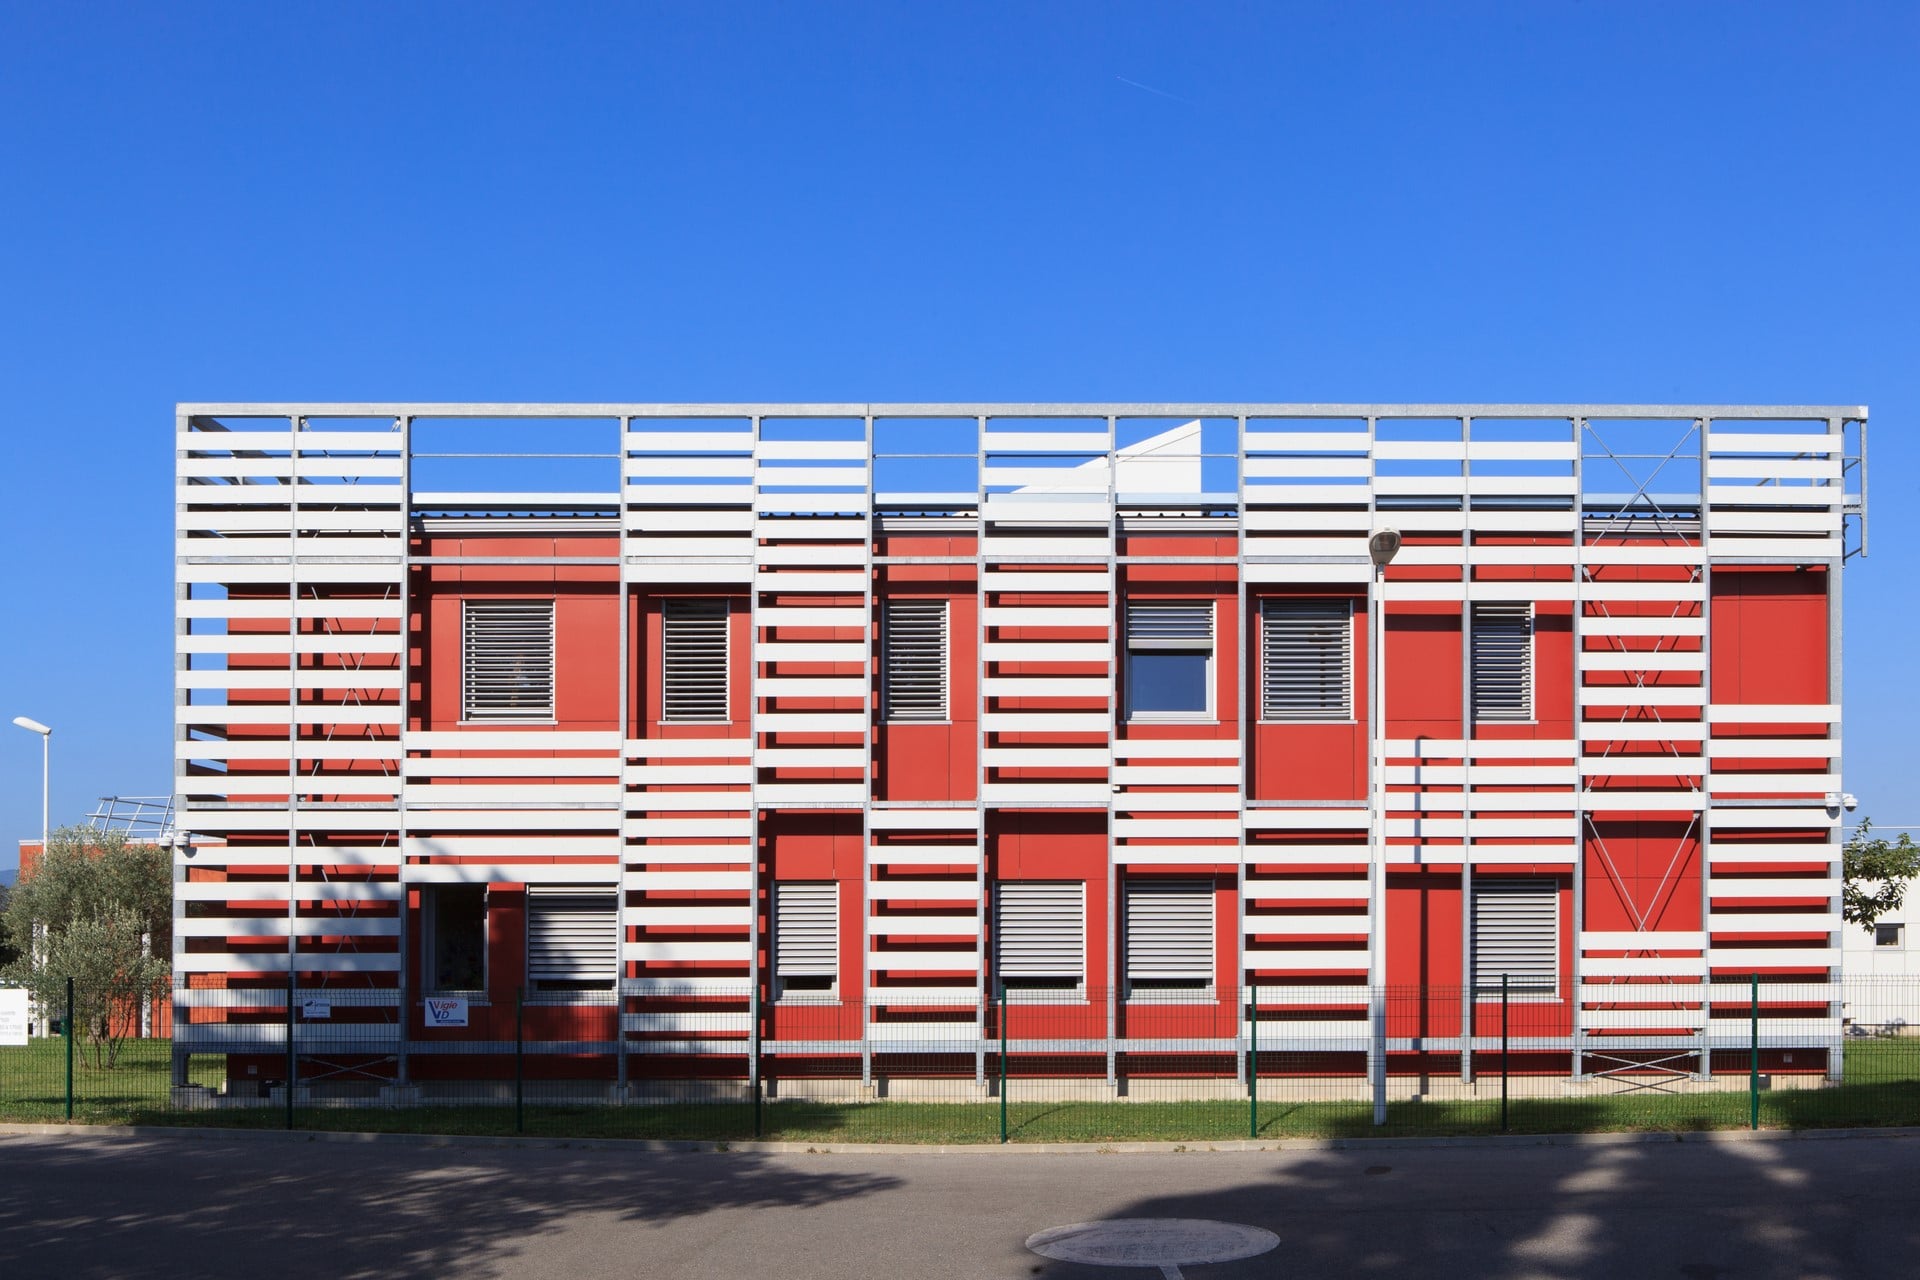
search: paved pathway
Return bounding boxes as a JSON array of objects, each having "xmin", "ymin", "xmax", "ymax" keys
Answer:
[{"xmin": 2, "ymin": 1129, "xmax": 1915, "ymax": 1278}]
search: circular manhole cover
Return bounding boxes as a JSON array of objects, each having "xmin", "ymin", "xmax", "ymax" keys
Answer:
[{"xmin": 1026, "ymin": 1218, "xmax": 1280, "ymax": 1273}]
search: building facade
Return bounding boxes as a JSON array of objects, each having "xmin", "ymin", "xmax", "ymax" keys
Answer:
[{"xmin": 173, "ymin": 403, "xmax": 1866, "ymax": 1089}]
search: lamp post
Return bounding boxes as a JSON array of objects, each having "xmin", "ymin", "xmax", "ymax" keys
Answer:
[
  {"xmin": 1366, "ymin": 529, "xmax": 1401, "ymax": 1127},
  {"xmin": 12, "ymin": 716, "xmax": 51, "ymax": 853}
]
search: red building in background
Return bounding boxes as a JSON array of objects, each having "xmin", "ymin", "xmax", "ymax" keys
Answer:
[{"xmin": 172, "ymin": 404, "xmax": 1865, "ymax": 1092}]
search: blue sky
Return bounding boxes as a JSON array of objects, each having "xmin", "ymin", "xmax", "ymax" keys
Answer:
[{"xmin": 1, "ymin": 2, "xmax": 1915, "ymax": 872}]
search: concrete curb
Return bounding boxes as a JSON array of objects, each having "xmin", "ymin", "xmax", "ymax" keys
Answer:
[{"xmin": 4, "ymin": 1121, "xmax": 1919, "ymax": 1157}]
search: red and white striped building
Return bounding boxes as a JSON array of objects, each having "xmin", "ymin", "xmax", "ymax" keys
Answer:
[{"xmin": 173, "ymin": 403, "xmax": 1865, "ymax": 1088}]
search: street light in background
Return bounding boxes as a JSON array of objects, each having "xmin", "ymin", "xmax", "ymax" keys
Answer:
[
  {"xmin": 1366, "ymin": 529, "xmax": 1401, "ymax": 1127},
  {"xmin": 12, "ymin": 715, "xmax": 51, "ymax": 854}
]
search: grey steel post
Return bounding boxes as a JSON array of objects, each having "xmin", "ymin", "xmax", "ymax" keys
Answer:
[
  {"xmin": 1750, "ymin": 971, "xmax": 1760, "ymax": 1130},
  {"xmin": 65, "ymin": 976, "xmax": 74, "ymax": 1122},
  {"xmin": 284, "ymin": 972, "xmax": 295, "ymax": 1130},
  {"xmin": 1247, "ymin": 982, "xmax": 1259, "ymax": 1139},
  {"xmin": 1500, "ymin": 971, "xmax": 1510, "ymax": 1132}
]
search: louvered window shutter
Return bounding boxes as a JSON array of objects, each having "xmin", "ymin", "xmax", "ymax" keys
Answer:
[
  {"xmin": 883, "ymin": 599, "xmax": 948, "ymax": 722},
  {"xmin": 1261, "ymin": 600, "xmax": 1352, "ymax": 721},
  {"xmin": 774, "ymin": 883, "xmax": 838, "ymax": 985},
  {"xmin": 1124, "ymin": 881, "xmax": 1214, "ymax": 989},
  {"xmin": 1471, "ymin": 602, "xmax": 1534, "ymax": 722},
  {"xmin": 1126, "ymin": 601, "xmax": 1214, "ymax": 650},
  {"xmin": 994, "ymin": 882, "xmax": 1085, "ymax": 988},
  {"xmin": 526, "ymin": 888, "xmax": 617, "ymax": 989},
  {"xmin": 462, "ymin": 600, "xmax": 556, "ymax": 721},
  {"xmin": 662, "ymin": 600, "xmax": 730, "ymax": 722},
  {"xmin": 1471, "ymin": 880, "xmax": 1558, "ymax": 995}
]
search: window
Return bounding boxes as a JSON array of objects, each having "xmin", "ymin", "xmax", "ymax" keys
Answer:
[
  {"xmin": 1124, "ymin": 880, "xmax": 1214, "ymax": 996},
  {"xmin": 1126, "ymin": 601, "xmax": 1213, "ymax": 720},
  {"xmin": 1471, "ymin": 602, "xmax": 1534, "ymax": 723},
  {"xmin": 1471, "ymin": 880, "xmax": 1558, "ymax": 996},
  {"xmin": 462, "ymin": 600, "xmax": 555, "ymax": 721},
  {"xmin": 526, "ymin": 888, "xmax": 617, "ymax": 992},
  {"xmin": 662, "ymin": 599, "xmax": 729, "ymax": 722},
  {"xmin": 883, "ymin": 598, "xmax": 949, "ymax": 722},
  {"xmin": 1876, "ymin": 923, "xmax": 1905, "ymax": 948},
  {"xmin": 1261, "ymin": 600, "xmax": 1353, "ymax": 721},
  {"xmin": 994, "ymin": 882, "xmax": 1085, "ymax": 993},
  {"xmin": 426, "ymin": 885, "xmax": 486, "ymax": 992},
  {"xmin": 773, "ymin": 882, "xmax": 839, "ymax": 996}
]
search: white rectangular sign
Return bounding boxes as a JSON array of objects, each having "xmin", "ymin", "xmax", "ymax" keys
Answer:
[
  {"xmin": 423, "ymin": 996, "xmax": 469, "ymax": 1029},
  {"xmin": 300, "ymin": 999, "xmax": 332, "ymax": 1021},
  {"xmin": 0, "ymin": 988, "xmax": 29, "ymax": 1047}
]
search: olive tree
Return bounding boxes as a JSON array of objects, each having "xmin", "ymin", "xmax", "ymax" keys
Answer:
[{"xmin": 2, "ymin": 826, "xmax": 171, "ymax": 1067}]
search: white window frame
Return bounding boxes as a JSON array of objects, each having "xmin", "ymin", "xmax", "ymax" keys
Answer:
[
  {"xmin": 993, "ymin": 881, "xmax": 1086, "ymax": 999},
  {"xmin": 424, "ymin": 884, "xmax": 488, "ymax": 996},
  {"xmin": 1125, "ymin": 600, "xmax": 1215, "ymax": 723},
  {"xmin": 1471, "ymin": 879, "xmax": 1559, "ymax": 999},
  {"xmin": 882, "ymin": 598, "xmax": 949, "ymax": 723},
  {"xmin": 461, "ymin": 599, "xmax": 556, "ymax": 723},
  {"xmin": 661, "ymin": 599, "xmax": 731, "ymax": 723},
  {"xmin": 525, "ymin": 887, "xmax": 618, "ymax": 995},
  {"xmin": 1260, "ymin": 599, "xmax": 1355, "ymax": 722},
  {"xmin": 772, "ymin": 881, "xmax": 840, "ymax": 1000},
  {"xmin": 1123, "ymin": 880, "xmax": 1215, "ymax": 1000},
  {"xmin": 1471, "ymin": 601, "xmax": 1535, "ymax": 724},
  {"xmin": 1875, "ymin": 923, "xmax": 1905, "ymax": 949}
]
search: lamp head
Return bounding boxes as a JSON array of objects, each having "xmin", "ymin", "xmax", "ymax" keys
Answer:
[
  {"xmin": 11, "ymin": 716, "xmax": 50, "ymax": 736},
  {"xmin": 1367, "ymin": 528, "xmax": 1403, "ymax": 569}
]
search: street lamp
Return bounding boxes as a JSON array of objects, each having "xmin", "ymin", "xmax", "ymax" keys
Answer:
[
  {"xmin": 1366, "ymin": 530, "xmax": 1400, "ymax": 1126},
  {"xmin": 12, "ymin": 716, "xmax": 51, "ymax": 853}
]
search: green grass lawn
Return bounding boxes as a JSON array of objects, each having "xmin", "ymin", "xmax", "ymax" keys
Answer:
[{"xmin": 4, "ymin": 1038, "xmax": 1918, "ymax": 1143}]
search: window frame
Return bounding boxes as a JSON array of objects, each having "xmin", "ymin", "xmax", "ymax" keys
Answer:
[
  {"xmin": 1471, "ymin": 601, "xmax": 1536, "ymax": 725},
  {"xmin": 1471, "ymin": 878, "xmax": 1560, "ymax": 1000},
  {"xmin": 772, "ymin": 881, "xmax": 840, "ymax": 1001},
  {"xmin": 524, "ymin": 886, "xmax": 619, "ymax": 995},
  {"xmin": 424, "ymin": 884, "xmax": 488, "ymax": 997},
  {"xmin": 1124, "ymin": 600, "xmax": 1216, "ymax": 723},
  {"xmin": 993, "ymin": 881, "xmax": 1087, "ymax": 1000},
  {"xmin": 461, "ymin": 599, "xmax": 557, "ymax": 724},
  {"xmin": 661, "ymin": 598, "xmax": 731, "ymax": 724},
  {"xmin": 1875, "ymin": 923, "xmax": 1906, "ymax": 949},
  {"xmin": 882, "ymin": 597, "xmax": 950, "ymax": 723},
  {"xmin": 1260, "ymin": 598, "xmax": 1355, "ymax": 723},
  {"xmin": 1123, "ymin": 879, "xmax": 1216, "ymax": 1001}
]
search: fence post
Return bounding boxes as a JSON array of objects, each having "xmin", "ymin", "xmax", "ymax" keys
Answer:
[
  {"xmin": 1750, "ymin": 972, "xmax": 1761, "ymax": 1131},
  {"xmin": 998, "ymin": 983, "xmax": 1008, "ymax": 1145},
  {"xmin": 284, "ymin": 972, "xmax": 295, "ymax": 1131},
  {"xmin": 751, "ymin": 983, "xmax": 763, "ymax": 1140},
  {"xmin": 65, "ymin": 977, "xmax": 74, "ymax": 1121},
  {"xmin": 1500, "ymin": 972, "xmax": 1510, "ymax": 1133},
  {"xmin": 515, "ymin": 985, "xmax": 525, "ymax": 1135},
  {"xmin": 1248, "ymin": 982, "xmax": 1259, "ymax": 1140}
]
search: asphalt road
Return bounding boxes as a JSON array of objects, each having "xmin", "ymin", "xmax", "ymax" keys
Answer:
[{"xmin": 2, "ymin": 1129, "xmax": 1916, "ymax": 1280}]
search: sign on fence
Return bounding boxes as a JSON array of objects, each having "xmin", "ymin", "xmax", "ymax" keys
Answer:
[
  {"xmin": 423, "ymin": 996, "xmax": 469, "ymax": 1028},
  {"xmin": 0, "ymin": 988, "xmax": 28, "ymax": 1047},
  {"xmin": 301, "ymin": 999, "xmax": 332, "ymax": 1021}
]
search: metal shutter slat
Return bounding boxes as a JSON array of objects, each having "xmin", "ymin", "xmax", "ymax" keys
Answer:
[
  {"xmin": 462, "ymin": 600, "xmax": 556, "ymax": 721},
  {"xmin": 1261, "ymin": 600, "xmax": 1352, "ymax": 721},
  {"xmin": 995, "ymin": 883, "xmax": 1085, "ymax": 980},
  {"xmin": 663, "ymin": 600, "xmax": 730, "ymax": 722},
  {"xmin": 1126, "ymin": 602, "xmax": 1214, "ymax": 650},
  {"xmin": 774, "ymin": 883, "xmax": 839, "ymax": 977},
  {"xmin": 526, "ymin": 888, "xmax": 616, "ymax": 984},
  {"xmin": 883, "ymin": 599, "xmax": 948, "ymax": 721},
  {"xmin": 1472, "ymin": 881, "xmax": 1557, "ymax": 993},
  {"xmin": 1471, "ymin": 601, "xmax": 1534, "ymax": 722},
  {"xmin": 1125, "ymin": 881, "xmax": 1214, "ymax": 981}
]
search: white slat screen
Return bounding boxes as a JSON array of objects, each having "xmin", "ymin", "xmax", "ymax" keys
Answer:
[
  {"xmin": 994, "ymin": 882, "xmax": 1084, "ymax": 989},
  {"xmin": 662, "ymin": 599, "xmax": 730, "ymax": 722},
  {"xmin": 526, "ymin": 888, "xmax": 617, "ymax": 989},
  {"xmin": 1124, "ymin": 881, "xmax": 1214, "ymax": 990},
  {"xmin": 883, "ymin": 598, "xmax": 948, "ymax": 721},
  {"xmin": 774, "ymin": 882, "xmax": 839, "ymax": 989},
  {"xmin": 1261, "ymin": 599, "xmax": 1352, "ymax": 721},
  {"xmin": 462, "ymin": 600, "xmax": 555, "ymax": 721},
  {"xmin": 1471, "ymin": 601, "xmax": 1534, "ymax": 722},
  {"xmin": 1471, "ymin": 880, "xmax": 1558, "ymax": 995}
]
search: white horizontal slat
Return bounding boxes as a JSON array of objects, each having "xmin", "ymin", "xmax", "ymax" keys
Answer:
[
  {"xmin": 1705, "ymin": 484, "xmax": 1843, "ymax": 506},
  {"xmin": 1113, "ymin": 845, "xmax": 1239, "ymax": 865},
  {"xmin": 1577, "ymin": 686, "xmax": 1704, "ymax": 707},
  {"xmin": 626, "ymin": 764, "xmax": 756, "ymax": 785},
  {"xmin": 981, "ymin": 570, "xmax": 1113, "ymax": 592},
  {"xmin": 627, "ymin": 906, "xmax": 754, "ymax": 926},
  {"xmin": 754, "ymin": 571, "xmax": 866, "ymax": 593},
  {"xmin": 754, "ymin": 712, "xmax": 867, "ymax": 732},
  {"xmin": 176, "ymin": 916, "xmax": 397, "ymax": 938},
  {"xmin": 1243, "ymin": 809, "xmax": 1369, "ymax": 829},
  {"xmin": 1710, "ymin": 536, "xmax": 1843, "ymax": 558},
  {"xmin": 1112, "ymin": 739, "xmax": 1240, "ymax": 759},
  {"xmin": 1241, "ymin": 508, "xmax": 1373, "ymax": 531},
  {"xmin": 1244, "ymin": 457, "xmax": 1371, "ymax": 477},
  {"xmin": 1709, "ymin": 809, "xmax": 1838, "ymax": 830},
  {"xmin": 624, "ymin": 817, "xmax": 756, "ymax": 838},
  {"xmin": 1112, "ymin": 765, "xmax": 1239, "ymax": 785},
  {"xmin": 1707, "ymin": 949, "xmax": 1838, "ymax": 968},
  {"xmin": 1114, "ymin": 792, "xmax": 1239, "ymax": 811},
  {"xmin": 1709, "ymin": 878, "xmax": 1838, "ymax": 898},
  {"xmin": 626, "ymin": 941, "xmax": 752, "ymax": 961},
  {"xmin": 1705, "ymin": 773, "xmax": 1832, "ymax": 793},
  {"xmin": 1706, "ymin": 432, "xmax": 1837, "ymax": 454},
  {"xmin": 1578, "ymin": 756, "xmax": 1705, "ymax": 777},
  {"xmin": 1707, "ymin": 913, "xmax": 1838, "ymax": 933},
  {"xmin": 983, "ymin": 536, "xmax": 1114, "ymax": 556},
  {"xmin": 1581, "ymin": 616, "xmax": 1706, "ymax": 637},
  {"xmin": 866, "ymin": 809, "xmax": 980, "ymax": 830},
  {"xmin": 868, "ymin": 914, "xmax": 979, "ymax": 937},
  {"xmin": 1242, "ymin": 431, "xmax": 1368, "ymax": 452},
  {"xmin": 757, "ymin": 606, "xmax": 867, "ymax": 626},
  {"xmin": 868, "ymin": 844, "xmax": 981, "ymax": 864},
  {"xmin": 755, "ymin": 782, "xmax": 866, "ymax": 803},
  {"xmin": 1242, "ymin": 878, "xmax": 1367, "ymax": 900},
  {"xmin": 982, "ymin": 607, "xmax": 1112, "ymax": 626},
  {"xmin": 753, "ymin": 747, "xmax": 867, "ymax": 767},
  {"xmin": 401, "ymin": 862, "xmax": 620, "ymax": 884},
  {"xmin": 1580, "ymin": 651, "xmax": 1706, "ymax": 671},
  {"xmin": 1709, "ymin": 704, "xmax": 1840, "ymax": 724},
  {"xmin": 979, "ymin": 712, "xmax": 1111, "ymax": 731},
  {"xmin": 625, "ymin": 738, "xmax": 753, "ymax": 758},
  {"xmin": 981, "ymin": 677, "xmax": 1109, "ymax": 698},
  {"xmin": 983, "ymin": 642, "xmax": 1112, "ymax": 662},
  {"xmin": 983, "ymin": 747, "xmax": 1110, "ymax": 766},
  {"xmin": 982, "ymin": 431, "xmax": 1110, "ymax": 451},
  {"xmin": 868, "ymin": 881, "xmax": 981, "ymax": 902},
  {"xmin": 757, "ymin": 676, "xmax": 870, "ymax": 696},
  {"xmin": 1244, "ymin": 563, "xmax": 1371, "ymax": 583},
  {"xmin": 1117, "ymin": 818, "xmax": 1240, "ymax": 837},
  {"xmin": 1242, "ymin": 913, "xmax": 1368, "ymax": 936},
  {"xmin": 755, "ymin": 642, "xmax": 867, "ymax": 662},
  {"xmin": 1241, "ymin": 950, "xmax": 1368, "ymax": 971},
  {"xmin": 1579, "ymin": 931, "xmax": 1706, "ymax": 950},
  {"xmin": 625, "ymin": 870, "xmax": 755, "ymax": 890},
  {"xmin": 1708, "ymin": 458, "xmax": 1840, "ymax": 481},
  {"xmin": 1580, "ymin": 955, "xmax": 1704, "ymax": 977},
  {"xmin": 1705, "ymin": 842, "xmax": 1835, "ymax": 863},
  {"xmin": 983, "ymin": 783, "xmax": 1114, "ymax": 803}
]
